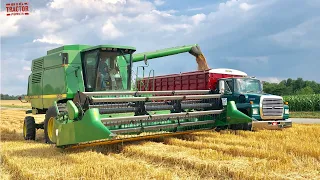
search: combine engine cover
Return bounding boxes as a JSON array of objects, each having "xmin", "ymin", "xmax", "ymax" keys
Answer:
[{"xmin": 52, "ymin": 90, "xmax": 251, "ymax": 148}]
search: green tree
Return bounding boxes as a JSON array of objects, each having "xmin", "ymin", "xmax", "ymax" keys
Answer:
[
  {"xmin": 263, "ymin": 78, "xmax": 320, "ymax": 95},
  {"xmin": 295, "ymin": 86, "xmax": 314, "ymax": 95}
]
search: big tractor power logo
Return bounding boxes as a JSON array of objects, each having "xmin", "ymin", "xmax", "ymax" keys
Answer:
[{"xmin": 5, "ymin": 2, "xmax": 29, "ymax": 16}]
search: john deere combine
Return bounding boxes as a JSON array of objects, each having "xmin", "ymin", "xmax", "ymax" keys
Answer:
[{"xmin": 23, "ymin": 44, "xmax": 251, "ymax": 149}]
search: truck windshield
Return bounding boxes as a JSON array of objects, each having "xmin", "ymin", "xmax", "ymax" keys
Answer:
[
  {"xmin": 235, "ymin": 78, "xmax": 262, "ymax": 94},
  {"xmin": 83, "ymin": 50, "xmax": 132, "ymax": 92}
]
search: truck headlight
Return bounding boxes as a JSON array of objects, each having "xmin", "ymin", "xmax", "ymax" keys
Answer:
[
  {"xmin": 285, "ymin": 109, "xmax": 289, "ymax": 114},
  {"xmin": 252, "ymin": 108, "xmax": 258, "ymax": 115}
]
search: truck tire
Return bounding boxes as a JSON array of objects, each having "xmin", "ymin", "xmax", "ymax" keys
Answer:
[
  {"xmin": 44, "ymin": 106, "xmax": 58, "ymax": 144},
  {"xmin": 23, "ymin": 116, "xmax": 36, "ymax": 140}
]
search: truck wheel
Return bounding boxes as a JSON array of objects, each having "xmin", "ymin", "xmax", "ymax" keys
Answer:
[
  {"xmin": 44, "ymin": 107, "xmax": 58, "ymax": 144},
  {"xmin": 23, "ymin": 116, "xmax": 36, "ymax": 140}
]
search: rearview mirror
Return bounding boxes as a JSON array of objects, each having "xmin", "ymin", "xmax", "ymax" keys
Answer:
[
  {"xmin": 143, "ymin": 54, "xmax": 148, "ymax": 65},
  {"xmin": 219, "ymin": 80, "xmax": 225, "ymax": 94}
]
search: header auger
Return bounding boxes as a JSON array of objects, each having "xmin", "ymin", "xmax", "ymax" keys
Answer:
[{"xmin": 23, "ymin": 44, "xmax": 251, "ymax": 149}]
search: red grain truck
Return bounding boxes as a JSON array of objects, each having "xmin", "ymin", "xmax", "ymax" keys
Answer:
[{"xmin": 136, "ymin": 68, "xmax": 292, "ymax": 131}]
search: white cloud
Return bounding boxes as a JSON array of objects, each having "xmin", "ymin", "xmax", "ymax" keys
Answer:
[
  {"xmin": 218, "ymin": 0, "xmax": 239, "ymax": 10},
  {"xmin": 160, "ymin": 24, "xmax": 191, "ymax": 32},
  {"xmin": 258, "ymin": 77, "xmax": 283, "ymax": 83},
  {"xmin": 102, "ymin": 20, "xmax": 123, "ymax": 39},
  {"xmin": 0, "ymin": 12, "xmax": 22, "ymax": 37},
  {"xmin": 151, "ymin": 9, "xmax": 172, "ymax": 17},
  {"xmin": 23, "ymin": 66, "xmax": 31, "ymax": 71},
  {"xmin": 33, "ymin": 35, "xmax": 64, "ymax": 44},
  {"xmin": 0, "ymin": 59, "xmax": 31, "ymax": 95},
  {"xmin": 239, "ymin": 3, "xmax": 253, "ymax": 11},
  {"xmin": 154, "ymin": 0, "xmax": 165, "ymax": 6},
  {"xmin": 39, "ymin": 20, "xmax": 61, "ymax": 33},
  {"xmin": 268, "ymin": 17, "xmax": 320, "ymax": 49},
  {"xmin": 49, "ymin": 0, "xmax": 126, "ymax": 9},
  {"xmin": 187, "ymin": 7, "xmax": 204, "ymax": 11},
  {"xmin": 191, "ymin": 14, "xmax": 206, "ymax": 25}
]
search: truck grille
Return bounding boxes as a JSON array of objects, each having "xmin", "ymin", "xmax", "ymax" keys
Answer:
[{"xmin": 262, "ymin": 98, "xmax": 283, "ymax": 117}]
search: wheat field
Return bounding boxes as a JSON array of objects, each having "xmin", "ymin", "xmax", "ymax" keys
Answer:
[{"xmin": 0, "ymin": 100, "xmax": 320, "ymax": 180}]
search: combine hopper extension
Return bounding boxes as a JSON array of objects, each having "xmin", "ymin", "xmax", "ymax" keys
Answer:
[{"xmin": 48, "ymin": 90, "xmax": 251, "ymax": 149}]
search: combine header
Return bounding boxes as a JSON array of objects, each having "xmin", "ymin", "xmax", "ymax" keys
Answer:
[{"xmin": 23, "ymin": 44, "xmax": 251, "ymax": 149}]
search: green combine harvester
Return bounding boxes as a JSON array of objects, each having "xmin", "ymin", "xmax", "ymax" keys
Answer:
[{"xmin": 23, "ymin": 44, "xmax": 252, "ymax": 149}]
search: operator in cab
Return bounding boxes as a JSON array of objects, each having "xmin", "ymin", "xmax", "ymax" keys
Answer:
[
  {"xmin": 98, "ymin": 55, "xmax": 110, "ymax": 90},
  {"xmin": 98, "ymin": 55, "xmax": 121, "ymax": 90}
]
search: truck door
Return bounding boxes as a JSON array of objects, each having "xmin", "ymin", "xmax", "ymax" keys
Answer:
[
  {"xmin": 219, "ymin": 79, "xmax": 234, "ymax": 106},
  {"xmin": 223, "ymin": 79, "xmax": 234, "ymax": 96}
]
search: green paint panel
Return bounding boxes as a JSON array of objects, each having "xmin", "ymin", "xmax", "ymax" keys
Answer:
[
  {"xmin": 226, "ymin": 101, "xmax": 252, "ymax": 124},
  {"xmin": 56, "ymin": 108, "xmax": 112, "ymax": 147},
  {"xmin": 42, "ymin": 67, "xmax": 66, "ymax": 94},
  {"xmin": 47, "ymin": 45, "xmax": 92, "ymax": 55},
  {"xmin": 65, "ymin": 64, "xmax": 85, "ymax": 95},
  {"xmin": 67, "ymin": 100, "xmax": 79, "ymax": 120},
  {"xmin": 43, "ymin": 52, "xmax": 64, "ymax": 68}
]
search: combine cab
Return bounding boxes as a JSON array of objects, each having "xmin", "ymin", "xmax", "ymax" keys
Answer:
[{"xmin": 23, "ymin": 44, "xmax": 251, "ymax": 149}]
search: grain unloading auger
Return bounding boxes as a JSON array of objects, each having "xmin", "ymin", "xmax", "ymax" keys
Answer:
[
  {"xmin": 22, "ymin": 44, "xmax": 251, "ymax": 149},
  {"xmin": 133, "ymin": 44, "xmax": 210, "ymax": 71}
]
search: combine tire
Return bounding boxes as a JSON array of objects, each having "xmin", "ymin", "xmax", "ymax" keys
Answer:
[
  {"xmin": 23, "ymin": 116, "xmax": 36, "ymax": 140},
  {"xmin": 44, "ymin": 107, "xmax": 58, "ymax": 144}
]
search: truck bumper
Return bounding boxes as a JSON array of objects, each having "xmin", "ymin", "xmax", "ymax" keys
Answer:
[{"xmin": 252, "ymin": 119, "xmax": 292, "ymax": 130}]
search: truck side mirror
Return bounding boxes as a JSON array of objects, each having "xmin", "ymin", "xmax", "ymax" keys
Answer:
[
  {"xmin": 143, "ymin": 54, "xmax": 148, "ymax": 65},
  {"xmin": 219, "ymin": 80, "xmax": 225, "ymax": 94}
]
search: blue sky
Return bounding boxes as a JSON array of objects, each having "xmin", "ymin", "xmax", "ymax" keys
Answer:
[{"xmin": 1, "ymin": 0, "xmax": 320, "ymax": 95}]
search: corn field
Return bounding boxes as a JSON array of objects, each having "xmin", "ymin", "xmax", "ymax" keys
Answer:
[{"xmin": 283, "ymin": 94, "xmax": 320, "ymax": 111}]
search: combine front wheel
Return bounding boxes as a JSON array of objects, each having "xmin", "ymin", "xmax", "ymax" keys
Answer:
[
  {"xmin": 44, "ymin": 107, "xmax": 57, "ymax": 144},
  {"xmin": 23, "ymin": 116, "xmax": 36, "ymax": 140}
]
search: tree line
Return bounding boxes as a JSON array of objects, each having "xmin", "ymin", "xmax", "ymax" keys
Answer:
[
  {"xmin": 263, "ymin": 78, "xmax": 320, "ymax": 96},
  {"xmin": 1, "ymin": 94, "xmax": 26, "ymax": 100}
]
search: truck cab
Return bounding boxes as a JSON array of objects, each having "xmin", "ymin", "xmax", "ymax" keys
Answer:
[{"xmin": 217, "ymin": 76, "xmax": 291, "ymax": 130}]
